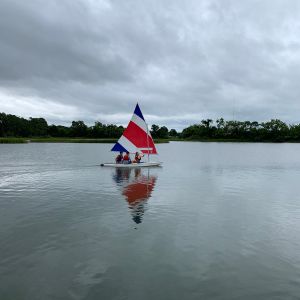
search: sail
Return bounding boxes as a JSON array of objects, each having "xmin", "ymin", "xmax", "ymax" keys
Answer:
[{"xmin": 111, "ymin": 103, "xmax": 157, "ymax": 154}]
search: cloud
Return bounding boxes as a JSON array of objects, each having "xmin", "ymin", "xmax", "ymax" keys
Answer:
[
  {"xmin": 0, "ymin": 88, "xmax": 83, "ymax": 125},
  {"xmin": 1, "ymin": 0, "xmax": 300, "ymax": 129}
]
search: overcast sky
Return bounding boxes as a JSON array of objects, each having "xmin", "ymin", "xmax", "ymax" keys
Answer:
[{"xmin": 1, "ymin": 0, "xmax": 300, "ymax": 129}]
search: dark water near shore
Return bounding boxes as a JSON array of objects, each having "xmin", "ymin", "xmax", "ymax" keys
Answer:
[{"xmin": 1, "ymin": 142, "xmax": 300, "ymax": 299}]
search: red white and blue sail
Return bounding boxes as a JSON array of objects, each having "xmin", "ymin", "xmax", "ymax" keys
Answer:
[{"xmin": 111, "ymin": 104, "xmax": 157, "ymax": 154}]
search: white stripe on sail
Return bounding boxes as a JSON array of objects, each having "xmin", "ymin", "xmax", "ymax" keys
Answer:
[
  {"xmin": 131, "ymin": 113, "xmax": 148, "ymax": 133},
  {"xmin": 118, "ymin": 135, "xmax": 139, "ymax": 153}
]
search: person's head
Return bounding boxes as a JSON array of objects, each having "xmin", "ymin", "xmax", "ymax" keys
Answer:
[
  {"xmin": 126, "ymin": 151, "xmax": 129, "ymax": 155},
  {"xmin": 135, "ymin": 152, "xmax": 139, "ymax": 156},
  {"xmin": 119, "ymin": 152, "xmax": 123, "ymax": 155}
]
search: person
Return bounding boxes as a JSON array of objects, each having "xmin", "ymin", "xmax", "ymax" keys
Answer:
[
  {"xmin": 133, "ymin": 151, "xmax": 144, "ymax": 163},
  {"xmin": 122, "ymin": 151, "xmax": 131, "ymax": 164},
  {"xmin": 115, "ymin": 152, "xmax": 123, "ymax": 164}
]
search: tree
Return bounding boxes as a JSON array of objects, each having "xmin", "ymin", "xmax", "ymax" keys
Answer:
[
  {"xmin": 0, "ymin": 115, "xmax": 4, "ymax": 137},
  {"xmin": 169, "ymin": 129, "xmax": 178, "ymax": 137},
  {"xmin": 70, "ymin": 121, "xmax": 88, "ymax": 137},
  {"xmin": 29, "ymin": 118, "xmax": 48, "ymax": 136},
  {"xmin": 201, "ymin": 119, "xmax": 213, "ymax": 128},
  {"xmin": 201, "ymin": 119, "xmax": 213, "ymax": 137},
  {"xmin": 216, "ymin": 118, "xmax": 225, "ymax": 129},
  {"xmin": 91, "ymin": 122, "xmax": 105, "ymax": 138},
  {"xmin": 48, "ymin": 125, "xmax": 70, "ymax": 137},
  {"xmin": 157, "ymin": 126, "xmax": 169, "ymax": 138},
  {"xmin": 290, "ymin": 124, "xmax": 300, "ymax": 141},
  {"xmin": 261, "ymin": 119, "xmax": 289, "ymax": 141},
  {"xmin": 151, "ymin": 124, "xmax": 160, "ymax": 138}
]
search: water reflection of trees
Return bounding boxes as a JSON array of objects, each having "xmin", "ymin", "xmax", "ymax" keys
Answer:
[{"xmin": 112, "ymin": 168, "xmax": 157, "ymax": 224}]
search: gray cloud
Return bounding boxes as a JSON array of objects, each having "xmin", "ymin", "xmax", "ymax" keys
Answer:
[{"xmin": 1, "ymin": 0, "xmax": 300, "ymax": 129}]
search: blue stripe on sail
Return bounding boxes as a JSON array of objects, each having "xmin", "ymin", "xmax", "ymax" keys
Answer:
[
  {"xmin": 111, "ymin": 142, "xmax": 128, "ymax": 152},
  {"xmin": 134, "ymin": 103, "xmax": 145, "ymax": 120}
]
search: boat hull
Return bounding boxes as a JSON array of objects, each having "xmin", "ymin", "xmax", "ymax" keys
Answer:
[{"xmin": 101, "ymin": 162, "xmax": 161, "ymax": 168}]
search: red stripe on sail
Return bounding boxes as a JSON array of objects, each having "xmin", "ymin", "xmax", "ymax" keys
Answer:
[
  {"xmin": 123, "ymin": 121, "xmax": 157, "ymax": 154},
  {"xmin": 123, "ymin": 177, "xmax": 156, "ymax": 203}
]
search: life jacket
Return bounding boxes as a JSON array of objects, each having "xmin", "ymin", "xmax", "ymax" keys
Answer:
[{"xmin": 123, "ymin": 154, "xmax": 130, "ymax": 161}]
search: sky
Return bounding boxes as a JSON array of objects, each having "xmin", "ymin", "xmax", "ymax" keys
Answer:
[{"xmin": 1, "ymin": 0, "xmax": 300, "ymax": 130}]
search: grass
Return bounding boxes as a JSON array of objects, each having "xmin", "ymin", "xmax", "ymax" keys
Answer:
[
  {"xmin": 29, "ymin": 137, "xmax": 118, "ymax": 143},
  {"xmin": 0, "ymin": 137, "xmax": 170, "ymax": 144},
  {"xmin": 170, "ymin": 137, "xmax": 250, "ymax": 142},
  {"xmin": 168, "ymin": 137, "xmax": 300, "ymax": 143},
  {"xmin": 0, "ymin": 138, "xmax": 28, "ymax": 144},
  {"xmin": 153, "ymin": 138, "xmax": 169, "ymax": 144}
]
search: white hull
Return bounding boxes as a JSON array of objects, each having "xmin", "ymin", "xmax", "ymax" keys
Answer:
[{"xmin": 101, "ymin": 162, "xmax": 161, "ymax": 168}]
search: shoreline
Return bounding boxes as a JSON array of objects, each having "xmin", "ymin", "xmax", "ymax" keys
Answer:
[
  {"xmin": 1, "ymin": 137, "xmax": 300, "ymax": 144},
  {"xmin": 0, "ymin": 137, "xmax": 170, "ymax": 144}
]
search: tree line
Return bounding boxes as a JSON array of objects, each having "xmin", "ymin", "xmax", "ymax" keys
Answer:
[
  {"xmin": 0, "ymin": 112, "xmax": 176, "ymax": 139},
  {"xmin": 1, "ymin": 112, "xmax": 300, "ymax": 142},
  {"xmin": 181, "ymin": 118, "xmax": 300, "ymax": 142},
  {"xmin": 0, "ymin": 113, "xmax": 124, "ymax": 138}
]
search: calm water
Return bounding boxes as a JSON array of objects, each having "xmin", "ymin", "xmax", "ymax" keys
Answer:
[{"xmin": 1, "ymin": 142, "xmax": 300, "ymax": 299}]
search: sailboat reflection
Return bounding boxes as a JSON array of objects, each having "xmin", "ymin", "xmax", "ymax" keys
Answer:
[{"xmin": 113, "ymin": 168, "xmax": 157, "ymax": 224}]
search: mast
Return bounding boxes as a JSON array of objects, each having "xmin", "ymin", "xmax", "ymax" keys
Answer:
[{"xmin": 146, "ymin": 122, "xmax": 150, "ymax": 163}]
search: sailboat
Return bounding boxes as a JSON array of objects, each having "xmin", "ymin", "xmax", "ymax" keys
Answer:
[{"xmin": 101, "ymin": 103, "xmax": 161, "ymax": 167}]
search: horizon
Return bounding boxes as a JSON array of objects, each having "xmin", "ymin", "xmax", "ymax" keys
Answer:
[{"xmin": 2, "ymin": 110, "xmax": 300, "ymax": 132}]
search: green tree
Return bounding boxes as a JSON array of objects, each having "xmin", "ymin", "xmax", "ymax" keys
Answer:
[
  {"xmin": 201, "ymin": 119, "xmax": 213, "ymax": 137},
  {"xmin": 29, "ymin": 118, "xmax": 48, "ymax": 136},
  {"xmin": 151, "ymin": 124, "xmax": 160, "ymax": 138},
  {"xmin": 261, "ymin": 119, "xmax": 289, "ymax": 141},
  {"xmin": 157, "ymin": 126, "xmax": 169, "ymax": 138},
  {"xmin": 70, "ymin": 121, "xmax": 88, "ymax": 137},
  {"xmin": 48, "ymin": 125, "xmax": 71, "ymax": 137},
  {"xmin": 0, "ymin": 115, "xmax": 4, "ymax": 137},
  {"xmin": 169, "ymin": 129, "xmax": 178, "ymax": 137},
  {"xmin": 91, "ymin": 122, "xmax": 105, "ymax": 138}
]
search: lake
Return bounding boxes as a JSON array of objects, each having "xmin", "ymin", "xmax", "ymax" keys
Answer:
[{"xmin": 1, "ymin": 142, "xmax": 300, "ymax": 299}]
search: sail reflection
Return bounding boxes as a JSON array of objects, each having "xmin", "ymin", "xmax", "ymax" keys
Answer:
[{"xmin": 113, "ymin": 168, "xmax": 157, "ymax": 224}]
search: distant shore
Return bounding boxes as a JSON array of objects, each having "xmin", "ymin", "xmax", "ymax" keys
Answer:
[
  {"xmin": 2, "ymin": 112, "xmax": 300, "ymax": 143},
  {"xmin": 2, "ymin": 137, "xmax": 300, "ymax": 144},
  {"xmin": 0, "ymin": 137, "xmax": 170, "ymax": 144}
]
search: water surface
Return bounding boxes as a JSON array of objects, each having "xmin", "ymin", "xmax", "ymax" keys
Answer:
[{"xmin": 1, "ymin": 142, "xmax": 300, "ymax": 299}]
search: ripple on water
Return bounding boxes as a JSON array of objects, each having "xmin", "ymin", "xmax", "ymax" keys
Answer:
[{"xmin": 2, "ymin": 143, "xmax": 300, "ymax": 299}]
